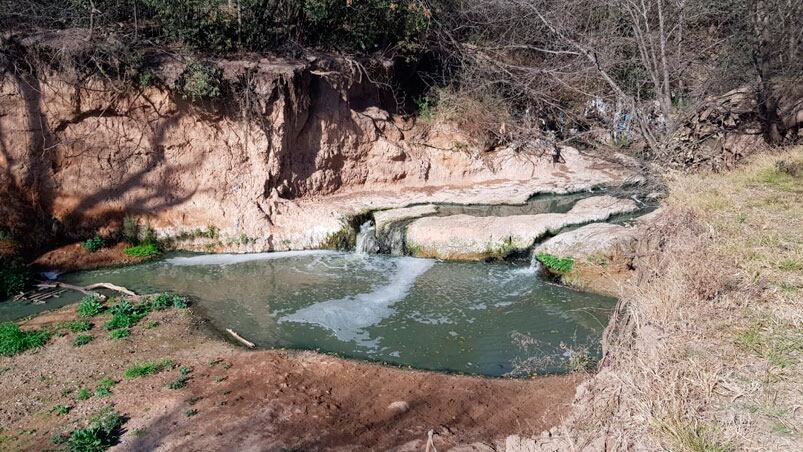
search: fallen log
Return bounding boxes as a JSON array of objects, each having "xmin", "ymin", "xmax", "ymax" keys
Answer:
[
  {"xmin": 84, "ymin": 283, "xmax": 140, "ymax": 299},
  {"xmin": 226, "ymin": 328, "xmax": 255, "ymax": 348}
]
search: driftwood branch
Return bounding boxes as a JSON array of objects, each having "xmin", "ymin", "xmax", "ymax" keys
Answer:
[
  {"xmin": 31, "ymin": 281, "xmax": 143, "ymax": 302},
  {"xmin": 226, "ymin": 328, "xmax": 255, "ymax": 348}
]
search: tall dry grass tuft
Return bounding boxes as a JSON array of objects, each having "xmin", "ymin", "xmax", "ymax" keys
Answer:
[{"xmin": 523, "ymin": 147, "xmax": 802, "ymax": 451}]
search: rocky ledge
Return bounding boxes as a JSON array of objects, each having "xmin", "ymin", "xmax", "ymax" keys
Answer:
[{"xmin": 404, "ymin": 195, "xmax": 638, "ymax": 261}]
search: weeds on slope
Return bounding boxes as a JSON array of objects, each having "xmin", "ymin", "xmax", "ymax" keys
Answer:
[{"xmin": 551, "ymin": 148, "xmax": 803, "ymax": 451}]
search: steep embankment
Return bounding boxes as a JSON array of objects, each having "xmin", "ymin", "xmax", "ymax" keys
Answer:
[
  {"xmin": 506, "ymin": 148, "xmax": 803, "ymax": 451},
  {"xmin": 0, "ymin": 35, "xmax": 640, "ymax": 253}
]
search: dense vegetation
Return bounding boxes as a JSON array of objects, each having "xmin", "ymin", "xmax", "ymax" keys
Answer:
[
  {"xmin": 3, "ymin": 0, "xmax": 431, "ymax": 55},
  {"xmin": 0, "ymin": 255, "xmax": 31, "ymax": 298}
]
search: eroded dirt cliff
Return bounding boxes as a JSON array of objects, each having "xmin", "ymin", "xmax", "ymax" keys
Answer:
[{"xmin": 1, "ymin": 36, "xmax": 640, "ymax": 252}]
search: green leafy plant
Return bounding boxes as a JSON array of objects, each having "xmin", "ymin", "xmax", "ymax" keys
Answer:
[
  {"xmin": 67, "ymin": 320, "xmax": 93, "ymax": 332},
  {"xmin": 150, "ymin": 293, "xmax": 188, "ymax": 310},
  {"xmin": 76, "ymin": 389, "xmax": 92, "ymax": 401},
  {"xmin": 67, "ymin": 407, "xmax": 124, "ymax": 452},
  {"xmin": 73, "ymin": 335, "xmax": 94, "ymax": 347},
  {"xmin": 77, "ymin": 296, "xmax": 105, "ymax": 317},
  {"xmin": 123, "ymin": 243, "xmax": 160, "ymax": 258},
  {"xmin": 168, "ymin": 366, "xmax": 192, "ymax": 389},
  {"xmin": 95, "ymin": 378, "xmax": 117, "ymax": 397},
  {"xmin": 145, "ymin": 321, "xmax": 159, "ymax": 329},
  {"xmin": 124, "ymin": 359, "xmax": 174, "ymax": 379},
  {"xmin": 104, "ymin": 300, "xmax": 149, "ymax": 330},
  {"xmin": 0, "ymin": 322, "xmax": 50, "ymax": 356},
  {"xmin": 109, "ymin": 329, "xmax": 130, "ymax": 340},
  {"xmin": 536, "ymin": 252, "xmax": 575, "ymax": 274},
  {"xmin": 82, "ymin": 236, "xmax": 105, "ymax": 253}
]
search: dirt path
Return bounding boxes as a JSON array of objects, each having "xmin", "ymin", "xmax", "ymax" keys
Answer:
[{"xmin": 1, "ymin": 304, "xmax": 581, "ymax": 451}]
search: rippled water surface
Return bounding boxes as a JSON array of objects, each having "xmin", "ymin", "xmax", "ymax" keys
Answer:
[{"xmin": 3, "ymin": 252, "xmax": 615, "ymax": 376}]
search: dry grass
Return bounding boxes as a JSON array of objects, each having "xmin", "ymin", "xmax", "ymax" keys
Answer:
[
  {"xmin": 420, "ymin": 86, "xmax": 512, "ymax": 148},
  {"xmin": 537, "ymin": 147, "xmax": 802, "ymax": 451}
]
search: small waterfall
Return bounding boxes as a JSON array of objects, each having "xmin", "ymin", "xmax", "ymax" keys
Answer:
[
  {"xmin": 529, "ymin": 251, "xmax": 542, "ymax": 273},
  {"xmin": 355, "ymin": 221, "xmax": 379, "ymax": 254}
]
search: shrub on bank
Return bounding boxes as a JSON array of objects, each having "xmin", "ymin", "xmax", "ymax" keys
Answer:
[{"xmin": 82, "ymin": 236, "xmax": 105, "ymax": 253}]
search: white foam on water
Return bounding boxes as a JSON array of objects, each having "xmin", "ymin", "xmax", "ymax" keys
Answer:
[
  {"xmin": 279, "ymin": 257, "xmax": 435, "ymax": 347},
  {"xmin": 166, "ymin": 250, "xmax": 339, "ymax": 266}
]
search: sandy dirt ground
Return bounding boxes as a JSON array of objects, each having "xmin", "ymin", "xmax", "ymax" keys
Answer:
[{"xmin": 1, "ymin": 303, "xmax": 582, "ymax": 451}]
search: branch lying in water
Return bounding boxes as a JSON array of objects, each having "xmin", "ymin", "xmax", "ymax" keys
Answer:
[{"xmin": 34, "ymin": 281, "xmax": 143, "ymax": 301}]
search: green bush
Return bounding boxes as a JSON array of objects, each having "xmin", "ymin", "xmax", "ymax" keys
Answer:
[
  {"xmin": 176, "ymin": 61, "xmax": 223, "ymax": 102},
  {"xmin": 124, "ymin": 359, "xmax": 174, "ymax": 379},
  {"xmin": 123, "ymin": 243, "xmax": 160, "ymax": 258},
  {"xmin": 82, "ymin": 236, "xmax": 105, "ymax": 253},
  {"xmin": 77, "ymin": 295, "xmax": 105, "ymax": 317},
  {"xmin": 67, "ymin": 407, "xmax": 124, "ymax": 452},
  {"xmin": 0, "ymin": 322, "xmax": 50, "ymax": 356},
  {"xmin": 95, "ymin": 378, "xmax": 117, "ymax": 397},
  {"xmin": 536, "ymin": 252, "xmax": 574, "ymax": 274},
  {"xmin": 73, "ymin": 335, "xmax": 94, "ymax": 347},
  {"xmin": 0, "ymin": 256, "xmax": 32, "ymax": 298}
]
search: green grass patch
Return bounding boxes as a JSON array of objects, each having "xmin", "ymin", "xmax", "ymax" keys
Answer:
[
  {"xmin": 67, "ymin": 407, "xmax": 124, "ymax": 452},
  {"xmin": 73, "ymin": 335, "xmax": 93, "ymax": 347},
  {"xmin": 536, "ymin": 252, "xmax": 575, "ymax": 274},
  {"xmin": 109, "ymin": 329, "xmax": 131, "ymax": 340},
  {"xmin": 123, "ymin": 243, "xmax": 160, "ymax": 258},
  {"xmin": 76, "ymin": 389, "xmax": 91, "ymax": 401},
  {"xmin": 124, "ymin": 359, "xmax": 173, "ymax": 379},
  {"xmin": 77, "ymin": 296, "xmax": 105, "ymax": 317},
  {"xmin": 94, "ymin": 378, "xmax": 117, "ymax": 397},
  {"xmin": 0, "ymin": 322, "xmax": 50, "ymax": 356},
  {"xmin": 51, "ymin": 405, "xmax": 71, "ymax": 416},
  {"xmin": 66, "ymin": 320, "xmax": 93, "ymax": 332}
]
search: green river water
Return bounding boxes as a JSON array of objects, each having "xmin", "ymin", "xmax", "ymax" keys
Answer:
[{"xmin": 2, "ymin": 251, "xmax": 615, "ymax": 377}]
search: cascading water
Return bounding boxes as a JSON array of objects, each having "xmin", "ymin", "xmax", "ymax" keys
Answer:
[
  {"xmin": 355, "ymin": 221, "xmax": 379, "ymax": 254},
  {"xmin": 529, "ymin": 251, "xmax": 542, "ymax": 273}
]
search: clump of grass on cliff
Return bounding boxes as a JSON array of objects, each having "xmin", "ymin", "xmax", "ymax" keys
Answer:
[
  {"xmin": 554, "ymin": 148, "xmax": 803, "ymax": 451},
  {"xmin": 82, "ymin": 235, "xmax": 105, "ymax": 253},
  {"xmin": 536, "ymin": 252, "xmax": 574, "ymax": 274}
]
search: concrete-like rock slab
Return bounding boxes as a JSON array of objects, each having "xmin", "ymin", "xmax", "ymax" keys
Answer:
[
  {"xmin": 405, "ymin": 196, "xmax": 638, "ymax": 260},
  {"xmin": 534, "ymin": 222, "xmax": 637, "ymax": 260},
  {"xmin": 374, "ymin": 205, "xmax": 439, "ymax": 234}
]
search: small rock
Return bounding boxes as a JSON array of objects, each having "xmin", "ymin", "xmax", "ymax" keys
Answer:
[{"xmin": 387, "ymin": 400, "xmax": 410, "ymax": 414}]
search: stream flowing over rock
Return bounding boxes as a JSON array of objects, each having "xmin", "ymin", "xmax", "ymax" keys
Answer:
[{"xmin": 405, "ymin": 196, "xmax": 638, "ymax": 261}]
